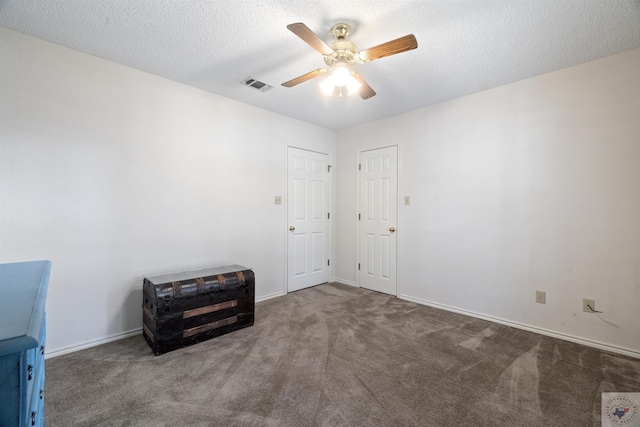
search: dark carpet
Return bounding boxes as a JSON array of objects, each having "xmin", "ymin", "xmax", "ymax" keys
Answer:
[{"xmin": 45, "ymin": 282, "xmax": 640, "ymax": 426}]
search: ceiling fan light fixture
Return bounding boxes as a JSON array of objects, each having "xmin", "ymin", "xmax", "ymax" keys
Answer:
[
  {"xmin": 320, "ymin": 64, "xmax": 361, "ymax": 97},
  {"xmin": 346, "ymin": 77, "xmax": 362, "ymax": 95},
  {"xmin": 332, "ymin": 64, "xmax": 351, "ymax": 86},
  {"xmin": 320, "ymin": 75, "xmax": 336, "ymax": 95}
]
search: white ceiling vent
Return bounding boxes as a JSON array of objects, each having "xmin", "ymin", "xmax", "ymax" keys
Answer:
[{"xmin": 241, "ymin": 77, "xmax": 273, "ymax": 92}]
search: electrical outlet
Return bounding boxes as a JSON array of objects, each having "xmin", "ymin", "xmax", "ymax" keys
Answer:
[
  {"xmin": 274, "ymin": 196, "xmax": 282, "ymax": 205},
  {"xmin": 404, "ymin": 196, "xmax": 411, "ymax": 205},
  {"xmin": 583, "ymin": 298, "xmax": 596, "ymax": 313},
  {"xmin": 535, "ymin": 290, "xmax": 546, "ymax": 304}
]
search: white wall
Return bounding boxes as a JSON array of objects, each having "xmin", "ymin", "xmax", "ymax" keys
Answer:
[
  {"xmin": 336, "ymin": 48, "xmax": 640, "ymax": 356},
  {"xmin": 0, "ymin": 28, "xmax": 336, "ymax": 355},
  {"xmin": 3, "ymin": 25, "xmax": 639, "ymax": 358}
]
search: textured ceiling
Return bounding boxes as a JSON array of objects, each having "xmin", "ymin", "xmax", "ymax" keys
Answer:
[{"xmin": 1, "ymin": 0, "xmax": 639, "ymax": 130}]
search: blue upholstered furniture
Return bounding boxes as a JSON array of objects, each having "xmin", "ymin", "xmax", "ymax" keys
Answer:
[{"xmin": 0, "ymin": 260, "xmax": 51, "ymax": 427}]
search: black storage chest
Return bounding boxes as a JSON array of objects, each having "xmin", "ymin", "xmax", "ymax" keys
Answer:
[{"xmin": 142, "ymin": 265, "xmax": 254, "ymax": 355}]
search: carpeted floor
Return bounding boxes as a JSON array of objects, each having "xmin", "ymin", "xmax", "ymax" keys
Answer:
[{"xmin": 45, "ymin": 282, "xmax": 640, "ymax": 426}]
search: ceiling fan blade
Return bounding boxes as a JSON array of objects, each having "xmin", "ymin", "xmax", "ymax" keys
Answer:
[
  {"xmin": 287, "ymin": 23, "xmax": 334, "ymax": 55},
  {"xmin": 359, "ymin": 34, "xmax": 418, "ymax": 62},
  {"xmin": 282, "ymin": 68, "xmax": 328, "ymax": 87},
  {"xmin": 352, "ymin": 73, "xmax": 376, "ymax": 100}
]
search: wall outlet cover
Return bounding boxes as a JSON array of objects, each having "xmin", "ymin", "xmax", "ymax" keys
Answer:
[
  {"xmin": 583, "ymin": 298, "xmax": 596, "ymax": 313},
  {"xmin": 535, "ymin": 290, "xmax": 546, "ymax": 304}
]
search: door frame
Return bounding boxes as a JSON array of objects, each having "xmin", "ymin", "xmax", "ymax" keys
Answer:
[
  {"xmin": 356, "ymin": 145, "xmax": 399, "ymax": 296},
  {"xmin": 285, "ymin": 145, "xmax": 333, "ymax": 294}
]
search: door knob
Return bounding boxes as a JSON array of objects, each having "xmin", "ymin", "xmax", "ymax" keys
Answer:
[
  {"xmin": 389, "ymin": 227, "xmax": 396, "ymax": 233},
  {"xmin": 289, "ymin": 226, "xmax": 295, "ymax": 231}
]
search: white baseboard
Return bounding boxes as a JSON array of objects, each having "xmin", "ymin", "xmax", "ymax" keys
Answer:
[
  {"xmin": 47, "ymin": 293, "xmax": 286, "ymax": 359},
  {"xmin": 256, "ymin": 291, "xmax": 286, "ymax": 303},
  {"xmin": 46, "ymin": 328, "xmax": 143, "ymax": 359},
  {"xmin": 334, "ymin": 278, "xmax": 357, "ymax": 287},
  {"xmin": 398, "ymin": 294, "xmax": 640, "ymax": 360},
  {"xmin": 50, "ymin": 289, "xmax": 637, "ymax": 360}
]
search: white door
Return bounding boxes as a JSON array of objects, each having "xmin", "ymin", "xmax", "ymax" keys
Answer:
[
  {"xmin": 287, "ymin": 147, "xmax": 331, "ymax": 292},
  {"xmin": 358, "ymin": 146, "xmax": 398, "ymax": 295}
]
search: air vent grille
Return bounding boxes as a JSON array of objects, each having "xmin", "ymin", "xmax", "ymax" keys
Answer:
[{"xmin": 241, "ymin": 77, "xmax": 273, "ymax": 92}]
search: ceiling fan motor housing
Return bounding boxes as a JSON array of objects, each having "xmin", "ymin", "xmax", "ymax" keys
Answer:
[
  {"xmin": 324, "ymin": 41, "xmax": 360, "ymax": 66},
  {"xmin": 323, "ymin": 23, "xmax": 362, "ymax": 67},
  {"xmin": 331, "ymin": 23, "xmax": 350, "ymax": 40}
]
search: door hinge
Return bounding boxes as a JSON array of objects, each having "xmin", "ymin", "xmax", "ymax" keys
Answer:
[
  {"xmin": 358, "ymin": 163, "xmax": 361, "ymax": 171},
  {"xmin": 358, "ymin": 213, "xmax": 361, "ymax": 220},
  {"xmin": 328, "ymin": 165, "xmax": 332, "ymax": 172},
  {"xmin": 327, "ymin": 212, "xmax": 330, "ymax": 219},
  {"xmin": 327, "ymin": 259, "xmax": 330, "ymax": 266},
  {"xmin": 358, "ymin": 263, "xmax": 361, "ymax": 270}
]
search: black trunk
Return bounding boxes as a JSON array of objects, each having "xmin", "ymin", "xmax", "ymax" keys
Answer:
[{"xmin": 142, "ymin": 265, "xmax": 255, "ymax": 355}]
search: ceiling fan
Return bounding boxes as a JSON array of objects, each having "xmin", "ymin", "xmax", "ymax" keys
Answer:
[{"xmin": 282, "ymin": 22, "xmax": 418, "ymax": 99}]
